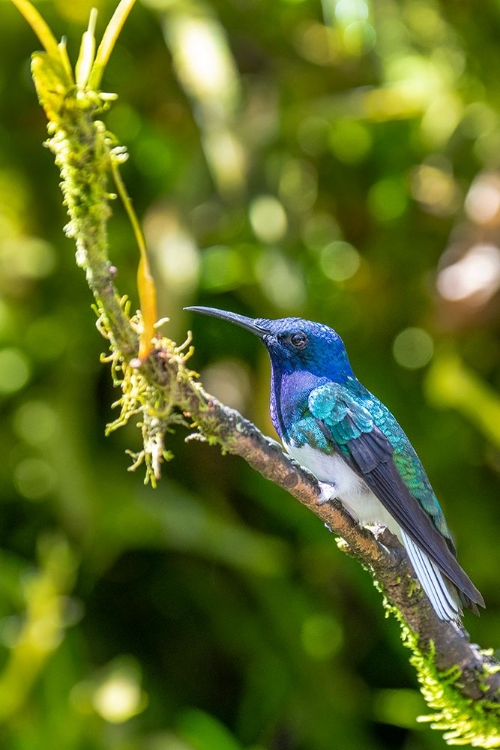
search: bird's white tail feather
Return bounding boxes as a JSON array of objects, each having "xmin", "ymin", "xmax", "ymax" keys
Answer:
[{"xmin": 400, "ymin": 530, "xmax": 461, "ymax": 621}]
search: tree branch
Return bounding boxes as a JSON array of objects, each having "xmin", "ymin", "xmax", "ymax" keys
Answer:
[{"xmin": 14, "ymin": 1, "xmax": 500, "ymax": 745}]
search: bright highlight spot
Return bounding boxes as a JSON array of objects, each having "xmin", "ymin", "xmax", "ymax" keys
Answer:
[
  {"xmin": 93, "ymin": 673, "xmax": 145, "ymax": 724},
  {"xmin": 437, "ymin": 244, "xmax": 500, "ymax": 303},
  {"xmin": 393, "ymin": 328, "xmax": 434, "ymax": 370},
  {"xmin": 158, "ymin": 233, "xmax": 200, "ymax": 292},
  {"xmin": 249, "ymin": 196, "xmax": 288, "ymax": 244},
  {"xmin": 335, "ymin": 0, "xmax": 369, "ymax": 23},
  {"xmin": 168, "ymin": 17, "xmax": 237, "ymax": 103},
  {"xmin": 0, "ymin": 348, "xmax": 30, "ymax": 394},
  {"xmin": 331, "ymin": 0, "xmax": 376, "ymax": 55},
  {"xmin": 163, "ymin": 12, "xmax": 245, "ymax": 194},
  {"xmin": 465, "ymin": 174, "xmax": 500, "ymax": 225},
  {"xmin": 320, "ymin": 241, "xmax": 360, "ymax": 281},
  {"xmin": 145, "ymin": 209, "xmax": 200, "ymax": 295}
]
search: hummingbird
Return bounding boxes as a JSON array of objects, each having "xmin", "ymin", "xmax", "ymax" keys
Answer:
[{"xmin": 186, "ymin": 307, "xmax": 485, "ymax": 621}]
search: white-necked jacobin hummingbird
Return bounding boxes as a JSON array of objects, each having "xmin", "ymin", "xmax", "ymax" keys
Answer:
[{"xmin": 186, "ymin": 307, "xmax": 484, "ymax": 621}]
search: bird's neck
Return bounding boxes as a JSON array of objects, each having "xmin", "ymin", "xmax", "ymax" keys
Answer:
[{"xmin": 270, "ymin": 363, "xmax": 367, "ymax": 443}]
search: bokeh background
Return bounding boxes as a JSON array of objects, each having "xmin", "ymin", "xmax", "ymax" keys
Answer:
[{"xmin": 1, "ymin": 0, "xmax": 500, "ymax": 747}]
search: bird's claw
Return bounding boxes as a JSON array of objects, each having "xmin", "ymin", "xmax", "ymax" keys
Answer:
[{"xmin": 317, "ymin": 481, "xmax": 338, "ymax": 505}]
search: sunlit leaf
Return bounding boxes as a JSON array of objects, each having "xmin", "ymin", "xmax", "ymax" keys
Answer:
[
  {"xmin": 75, "ymin": 8, "xmax": 97, "ymax": 90},
  {"xmin": 89, "ymin": 0, "xmax": 137, "ymax": 90},
  {"xmin": 11, "ymin": 0, "xmax": 73, "ymax": 88}
]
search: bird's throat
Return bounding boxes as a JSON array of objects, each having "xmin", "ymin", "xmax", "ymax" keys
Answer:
[{"xmin": 270, "ymin": 368, "xmax": 329, "ymax": 443}]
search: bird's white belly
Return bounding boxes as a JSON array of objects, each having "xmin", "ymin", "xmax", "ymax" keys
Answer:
[{"xmin": 285, "ymin": 441, "xmax": 400, "ymax": 537}]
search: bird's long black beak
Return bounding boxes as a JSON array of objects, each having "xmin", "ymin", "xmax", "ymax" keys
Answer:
[{"xmin": 185, "ymin": 306, "xmax": 270, "ymax": 338}]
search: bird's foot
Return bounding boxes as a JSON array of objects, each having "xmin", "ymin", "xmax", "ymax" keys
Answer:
[
  {"xmin": 316, "ymin": 484, "xmax": 362, "ymax": 529},
  {"xmin": 266, "ymin": 436, "xmax": 284, "ymax": 451},
  {"xmin": 368, "ymin": 523, "xmax": 401, "ymax": 550},
  {"xmin": 317, "ymin": 481, "xmax": 338, "ymax": 505}
]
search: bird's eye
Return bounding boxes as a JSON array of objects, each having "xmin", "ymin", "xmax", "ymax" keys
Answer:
[{"xmin": 289, "ymin": 331, "xmax": 308, "ymax": 350}]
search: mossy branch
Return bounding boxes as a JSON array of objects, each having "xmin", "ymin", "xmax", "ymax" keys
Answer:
[{"xmin": 14, "ymin": 1, "xmax": 500, "ymax": 745}]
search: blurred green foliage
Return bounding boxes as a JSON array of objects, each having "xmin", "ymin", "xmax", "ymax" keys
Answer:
[{"xmin": 2, "ymin": 0, "xmax": 500, "ymax": 747}]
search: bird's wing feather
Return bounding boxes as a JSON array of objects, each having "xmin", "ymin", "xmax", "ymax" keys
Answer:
[{"xmin": 309, "ymin": 383, "xmax": 484, "ymax": 608}]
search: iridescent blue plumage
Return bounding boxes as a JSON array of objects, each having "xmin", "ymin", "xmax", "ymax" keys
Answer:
[{"xmin": 186, "ymin": 307, "xmax": 485, "ymax": 620}]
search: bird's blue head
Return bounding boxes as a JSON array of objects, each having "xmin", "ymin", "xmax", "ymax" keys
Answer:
[{"xmin": 185, "ymin": 306, "xmax": 355, "ymax": 384}]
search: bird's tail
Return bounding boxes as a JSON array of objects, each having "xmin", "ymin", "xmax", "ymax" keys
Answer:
[{"xmin": 400, "ymin": 530, "xmax": 462, "ymax": 621}]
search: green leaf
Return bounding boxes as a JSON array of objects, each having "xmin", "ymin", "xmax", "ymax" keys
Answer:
[
  {"xmin": 89, "ymin": 0, "xmax": 137, "ymax": 90},
  {"xmin": 177, "ymin": 708, "xmax": 244, "ymax": 750}
]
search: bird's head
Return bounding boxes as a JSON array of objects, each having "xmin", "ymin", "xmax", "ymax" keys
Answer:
[{"xmin": 186, "ymin": 307, "xmax": 355, "ymax": 383}]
